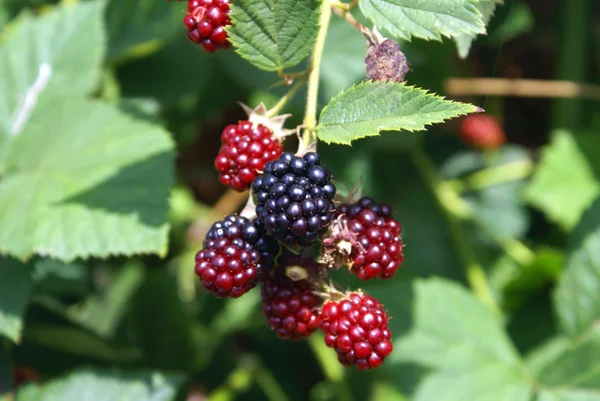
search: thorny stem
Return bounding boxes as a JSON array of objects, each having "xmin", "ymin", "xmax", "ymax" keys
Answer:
[
  {"xmin": 266, "ymin": 80, "xmax": 305, "ymax": 118},
  {"xmin": 302, "ymin": 0, "xmax": 333, "ymax": 148},
  {"xmin": 410, "ymin": 146, "xmax": 502, "ymax": 316}
]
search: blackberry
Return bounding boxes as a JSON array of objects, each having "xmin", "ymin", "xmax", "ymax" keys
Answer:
[
  {"xmin": 215, "ymin": 121, "xmax": 283, "ymax": 191},
  {"xmin": 195, "ymin": 214, "xmax": 278, "ymax": 297},
  {"xmin": 260, "ymin": 253, "xmax": 324, "ymax": 340},
  {"xmin": 184, "ymin": 0, "xmax": 231, "ymax": 52},
  {"xmin": 332, "ymin": 197, "xmax": 404, "ymax": 280},
  {"xmin": 365, "ymin": 39, "xmax": 409, "ymax": 83},
  {"xmin": 251, "ymin": 152, "xmax": 336, "ymax": 247},
  {"xmin": 458, "ymin": 114, "xmax": 505, "ymax": 150},
  {"xmin": 320, "ymin": 291, "xmax": 393, "ymax": 370}
]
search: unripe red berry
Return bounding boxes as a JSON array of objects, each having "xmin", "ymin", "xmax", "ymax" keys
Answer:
[
  {"xmin": 320, "ymin": 291, "xmax": 393, "ymax": 370},
  {"xmin": 184, "ymin": 0, "xmax": 231, "ymax": 52},
  {"xmin": 458, "ymin": 114, "xmax": 506, "ymax": 150},
  {"xmin": 260, "ymin": 254, "xmax": 324, "ymax": 340},
  {"xmin": 215, "ymin": 121, "xmax": 283, "ymax": 191}
]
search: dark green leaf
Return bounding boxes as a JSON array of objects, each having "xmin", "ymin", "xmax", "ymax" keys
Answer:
[
  {"xmin": 227, "ymin": 0, "xmax": 319, "ymax": 71},
  {"xmin": 0, "ymin": 258, "xmax": 32, "ymax": 342}
]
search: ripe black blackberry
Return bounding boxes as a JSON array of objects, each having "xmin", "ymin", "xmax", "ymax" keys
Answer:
[
  {"xmin": 251, "ymin": 152, "xmax": 336, "ymax": 247},
  {"xmin": 195, "ymin": 215, "xmax": 278, "ymax": 298}
]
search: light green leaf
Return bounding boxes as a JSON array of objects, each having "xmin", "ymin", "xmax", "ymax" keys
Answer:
[
  {"xmin": 372, "ymin": 278, "xmax": 532, "ymax": 401},
  {"xmin": 0, "ymin": 1, "xmax": 105, "ymax": 144},
  {"xmin": 555, "ymin": 198, "xmax": 600, "ymax": 338},
  {"xmin": 226, "ymin": 0, "xmax": 319, "ymax": 71},
  {"xmin": 538, "ymin": 390, "xmax": 600, "ymax": 401},
  {"xmin": 454, "ymin": 0, "xmax": 503, "ymax": 58},
  {"xmin": 0, "ymin": 100, "xmax": 174, "ymax": 261},
  {"xmin": 532, "ymin": 327, "xmax": 600, "ymax": 400},
  {"xmin": 316, "ymin": 81, "xmax": 479, "ymax": 145},
  {"xmin": 106, "ymin": 0, "xmax": 182, "ymax": 61},
  {"xmin": 15, "ymin": 369, "xmax": 183, "ymax": 401},
  {"xmin": 358, "ymin": 0, "xmax": 486, "ymax": 42},
  {"xmin": 392, "ymin": 279, "xmax": 520, "ymax": 368},
  {"xmin": 537, "ymin": 326, "xmax": 600, "ymax": 389},
  {"xmin": 0, "ymin": 258, "xmax": 32, "ymax": 342},
  {"xmin": 525, "ymin": 131, "xmax": 600, "ymax": 231}
]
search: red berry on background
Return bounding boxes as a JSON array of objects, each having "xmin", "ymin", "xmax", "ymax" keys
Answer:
[
  {"xmin": 320, "ymin": 291, "xmax": 393, "ymax": 370},
  {"xmin": 215, "ymin": 121, "xmax": 283, "ymax": 192},
  {"xmin": 458, "ymin": 114, "xmax": 506, "ymax": 150},
  {"xmin": 195, "ymin": 215, "xmax": 278, "ymax": 298},
  {"xmin": 260, "ymin": 255, "xmax": 324, "ymax": 340},
  {"xmin": 184, "ymin": 0, "xmax": 232, "ymax": 52},
  {"xmin": 13, "ymin": 366, "xmax": 41, "ymax": 388},
  {"xmin": 326, "ymin": 197, "xmax": 403, "ymax": 280}
]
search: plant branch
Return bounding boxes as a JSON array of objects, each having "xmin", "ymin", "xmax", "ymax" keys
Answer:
[
  {"xmin": 302, "ymin": 0, "xmax": 333, "ymax": 148},
  {"xmin": 410, "ymin": 145, "xmax": 501, "ymax": 316}
]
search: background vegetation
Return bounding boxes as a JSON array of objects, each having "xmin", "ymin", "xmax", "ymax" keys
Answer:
[{"xmin": 1, "ymin": 0, "xmax": 600, "ymax": 400}]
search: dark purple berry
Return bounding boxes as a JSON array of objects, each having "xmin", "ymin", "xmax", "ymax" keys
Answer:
[{"xmin": 252, "ymin": 152, "xmax": 336, "ymax": 247}]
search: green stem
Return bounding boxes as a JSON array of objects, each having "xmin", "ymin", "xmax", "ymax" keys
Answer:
[
  {"xmin": 446, "ymin": 159, "xmax": 534, "ymax": 194},
  {"xmin": 308, "ymin": 334, "xmax": 354, "ymax": 401},
  {"xmin": 266, "ymin": 80, "xmax": 306, "ymax": 118},
  {"xmin": 410, "ymin": 146, "xmax": 501, "ymax": 316},
  {"xmin": 302, "ymin": 0, "xmax": 332, "ymax": 148}
]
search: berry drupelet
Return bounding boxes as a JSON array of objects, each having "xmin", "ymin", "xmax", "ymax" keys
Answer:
[
  {"xmin": 260, "ymin": 252, "xmax": 325, "ymax": 340},
  {"xmin": 184, "ymin": 0, "xmax": 231, "ymax": 52},
  {"xmin": 335, "ymin": 197, "xmax": 403, "ymax": 280},
  {"xmin": 251, "ymin": 152, "xmax": 336, "ymax": 247},
  {"xmin": 195, "ymin": 214, "xmax": 278, "ymax": 298},
  {"xmin": 320, "ymin": 291, "xmax": 393, "ymax": 370},
  {"xmin": 215, "ymin": 121, "xmax": 283, "ymax": 191}
]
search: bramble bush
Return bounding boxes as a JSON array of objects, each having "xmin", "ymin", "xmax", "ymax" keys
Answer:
[{"xmin": 1, "ymin": 0, "xmax": 600, "ymax": 400}]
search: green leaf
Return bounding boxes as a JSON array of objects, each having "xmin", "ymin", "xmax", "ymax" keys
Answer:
[
  {"xmin": 0, "ymin": 1, "xmax": 105, "ymax": 145},
  {"xmin": 373, "ymin": 278, "xmax": 532, "ymax": 401},
  {"xmin": 15, "ymin": 369, "xmax": 183, "ymax": 401},
  {"xmin": 23, "ymin": 325, "xmax": 141, "ymax": 363},
  {"xmin": 532, "ymin": 327, "xmax": 600, "ymax": 400},
  {"xmin": 226, "ymin": 0, "xmax": 320, "ymax": 71},
  {"xmin": 555, "ymin": 198, "xmax": 600, "ymax": 338},
  {"xmin": 64, "ymin": 263, "xmax": 145, "ymax": 338},
  {"xmin": 316, "ymin": 81, "xmax": 479, "ymax": 145},
  {"xmin": 525, "ymin": 130, "xmax": 600, "ymax": 231},
  {"xmin": 537, "ymin": 326, "xmax": 600, "ymax": 389},
  {"xmin": 454, "ymin": 0, "xmax": 502, "ymax": 58},
  {"xmin": 33, "ymin": 259, "xmax": 91, "ymax": 298},
  {"xmin": 358, "ymin": 0, "xmax": 486, "ymax": 42},
  {"xmin": 0, "ymin": 100, "xmax": 174, "ymax": 261},
  {"xmin": 105, "ymin": 0, "xmax": 182, "ymax": 61},
  {"xmin": 0, "ymin": 258, "xmax": 32, "ymax": 342}
]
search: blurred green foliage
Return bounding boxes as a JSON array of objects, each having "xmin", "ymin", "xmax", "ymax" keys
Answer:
[{"xmin": 1, "ymin": 0, "xmax": 600, "ymax": 401}]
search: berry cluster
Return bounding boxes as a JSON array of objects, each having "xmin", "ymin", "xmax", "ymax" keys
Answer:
[
  {"xmin": 193, "ymin": 105, "xmax": 404, "ymax": 370},
  {"xmin": 182, "ymin": 0, "xmax": 231, "ymax": 52}
]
